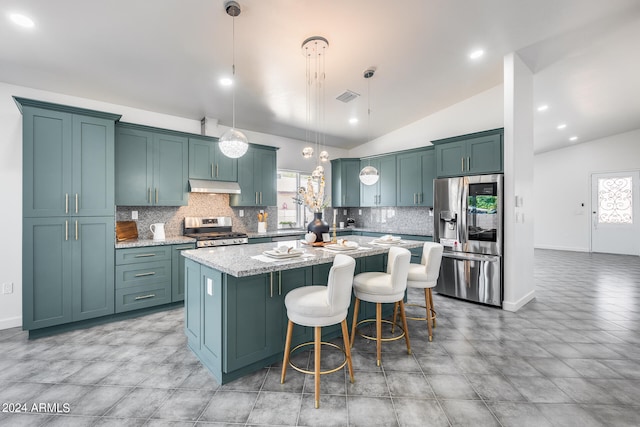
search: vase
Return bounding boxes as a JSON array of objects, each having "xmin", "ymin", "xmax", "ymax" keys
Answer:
[{"xmin": 307, "ymin": 212, "xmax": 329, "ymax": 243}]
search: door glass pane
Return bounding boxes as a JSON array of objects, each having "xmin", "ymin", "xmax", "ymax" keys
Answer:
[
  {"xmin": 276, "ymin": 170, "xmax": 315, "ymax": 228},
  {"xmin": 598, "ymin": 176, "xmax": 632, "ymax": 224},
  {"xmin": 467, "ymin": 182, "xmax": 498, "ymax": 242}
]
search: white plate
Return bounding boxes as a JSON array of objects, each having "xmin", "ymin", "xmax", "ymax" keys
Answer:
[
  {"xmin": 263, "ymin": 250, "xmax": 304, "ymax": 259},
  {"xmin": 324, "ymin": 243, "xmax": 359, "ymax": 251},
  {"xmin": 371, "ymin": 239, "xmax": 404, "ymax": 246}
]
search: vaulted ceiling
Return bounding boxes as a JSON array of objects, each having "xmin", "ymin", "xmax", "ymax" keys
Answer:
[{"xmin": 2, "ymin": 0, "xmax": 639, "ymax": 153}]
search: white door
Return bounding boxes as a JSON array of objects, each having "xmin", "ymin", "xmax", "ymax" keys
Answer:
[{"xmin": 591, "ymin": 171, "xmax": 640, "ymax": 255}]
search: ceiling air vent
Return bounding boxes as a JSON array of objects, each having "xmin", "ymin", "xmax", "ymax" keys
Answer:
[{"xmin": 336, "ymin": 90, "xmax": 360, "ymax": 103}]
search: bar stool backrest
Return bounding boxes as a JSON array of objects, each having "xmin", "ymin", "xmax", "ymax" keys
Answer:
[
  {"xmin": 421, "ymin": 242, "xmax": 444, "ymax": 283},
  {"xmin": 326, "ymin": 254, "xmax": 356, "ymax": 314},
  {"xmin": 386, "ymin": 247, "xmax": 411, "ymax": 293}
]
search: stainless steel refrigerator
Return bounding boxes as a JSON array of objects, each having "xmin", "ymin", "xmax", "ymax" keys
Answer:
[{"xmin": 433, "ymin": 174, "xmax": 503, "ymax": 307}]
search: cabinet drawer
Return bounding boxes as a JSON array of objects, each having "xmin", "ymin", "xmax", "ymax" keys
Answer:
[
  {"xmin": 116, "ymin": 246, "xmax": 172, "ymax": 265},
  {"xmin": 116, "ymin": 260, "xmax": 171, "ymax": 289},
  {"xmin": 115, "ymin": 283, "xmax": 171, "ymax": 313}
]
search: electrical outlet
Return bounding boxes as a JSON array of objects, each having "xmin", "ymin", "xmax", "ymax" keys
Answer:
[
  {"xmin": 2, "ymin": 282, "xmax": 13, "ymax": 294},
  {"xmin": 358, "ymin": 209, "xmax": 362, "ymax": 215},
  {"xmin": 131, "ymin": 210, "xmax": 138, "ymax": 220},
  {"xmin": 343, "ymin": 209, "xmax": 347, "ymax": 215},
  {"xmin": 239, "ymin": 210, "xmax": 244, "ymax": 217}
]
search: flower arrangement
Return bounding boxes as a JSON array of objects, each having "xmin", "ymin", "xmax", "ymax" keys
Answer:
[{"xmin": 294, "ymin": 175, "xmax": 330, "ymax": 213}]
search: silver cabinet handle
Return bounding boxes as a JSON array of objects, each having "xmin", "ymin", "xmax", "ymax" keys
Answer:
[
  {"xmin": 65, "ymin": 220, "xmax": 68, "ymax": 241},
  {"xmin": 134, "ymin": 272, "xmax": 156, "ymax": 277},
  {"xmin": 155, "ymin": 188, "xmax": 158, "ymax": 204},
  {"xmin": 65, "ymin": 193, "xmax": 69, "ymax": 214},
  {"xmin": 461, "ymin": 158, "xmax": 464, "ymax": 172},
  {"xmin": 413, "ymin": 193, "xmax": 417, "ymax": 204},
  {"xmin": 75, "ymin": 193, "xmax": 78, "ymax": 213},
  {"xmin": 174, "ymin": 245, "xmax": 194, "ymax": 250},
  {"xmin": 75, "ymin": 220, "xmax": 78, "ymax": 241},
  {"xmin": 134, "ymin": 253, "xmax": 156, "ymax": 258},
  {"xmin": 467, "ymin": 156, "xmax": 470, "ymax": 171},
  {"xmin": 211, "ymin": 163, "xmax": 214, "ymax": 178},
  {"xmin": 216, "ymin": 164, "xmax": 219, "ymax": 177},
  {"xmin": 255, "ymin": 192, "xmax": 258, "ymax": 204},
  {"xmin": 148, "ymin": 188, "xmax": 152, "ymax": 204},
  {"xmin": 134, "ymin": 294, "xmax": 156, "ymax": 300},
  {"xmin": 260, "ymin": 192, "xmax": 263, "ymax": 204},
  {"xmin": 270, "ymin": 273, "xmax": 274, "ymax": 298},
  {"xmin": 278, "ymin": 272, "xmax": 282, "ymax": 296}
]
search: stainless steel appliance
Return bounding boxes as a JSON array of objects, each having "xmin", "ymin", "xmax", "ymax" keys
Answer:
[
  {"xmin": 183, "ymin": 217, "xmax": 248, "ymax": 248},
  {"xmin": 433, "ymin": 174, "xmax": 503, "ymax": 306}
]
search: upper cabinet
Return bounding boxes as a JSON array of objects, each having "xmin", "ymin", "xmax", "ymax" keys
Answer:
[
  {"xmin": 396, "ymin": 148, "xmax": 436, "ymax": 207},
  {"xmin": 331, "ymin": 158, "xmax": 360, "ymax": 207},
  {"xmin": 433, "ymin": 128, "xmax": 503, "ymax": 177},
  {"xmin": 360, "ymin": 154, "xmax": 396, "ymax": 207},
  {"xmin": 19, "ymin": 100, "xmax": 119, "ymax": 218},
  {"xmin": 189, "ymin": 136, "xmax": 238, "ymax": 182},
  {"xmin": 230, "ymin": 145, "xmax": 277, "ymax": 207},
  {"xmin": 115, "ymin": 123, "xmax": 189, "ymax": 206}
]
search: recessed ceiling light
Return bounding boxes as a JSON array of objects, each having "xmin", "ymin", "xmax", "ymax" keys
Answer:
[
  {"xmin": 537, "ymin": 105, "xmax": 549, "ymax": 112},
  {"xmin": 569, "ymin": 136, "xmax": 578, "ymax": 141},
  {"xmin": 469, "ymin": 49, "xmax": 484, "ymax": 60},
  {"xmin": 9, "ymin": 13, "xmax": 34, "ymax": 28},
  {"xmin": 219, "ymin": 77, "xmax": 233, "ymax": 86},
  {"xmin": 557, "ymin": 124, "xmax": 567, "ymax": 130},
  {"xmin": 349, "ymin": 118, "xmax": 358, "ymax": 124}
]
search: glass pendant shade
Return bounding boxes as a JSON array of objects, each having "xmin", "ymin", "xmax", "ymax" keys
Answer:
[
  {"xmin": 359, "ymin": 165, "xmax": 380, "ymax": 185},
  {"xmin": 319, "ymin": 150, "xmax": 329, "ymax": 162},
  {"xmin": 219, "ymin": 128, "xmax": 249, "ymax": 158},
  {"xmin": 302, "ymin": 147, "xmax": 314, "ymax": 158}
]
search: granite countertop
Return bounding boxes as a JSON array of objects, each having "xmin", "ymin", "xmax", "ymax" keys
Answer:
[
  {"xmin": 115, "ymin": 236, "xmax": 196, "ymax": 249},
  {"xmin": 182, "ymin": 235, "xmax": 425, "ymax": 277},
  {"xmin": 246, "ymin": 229, "xmax": 307, "ymax": 239},
  {"xmin": 247, "ymin": 227, "xmax": 432, "ymax": 239}
]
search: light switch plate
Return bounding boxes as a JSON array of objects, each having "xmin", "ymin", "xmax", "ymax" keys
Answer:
[
  {"xmin": 239, "ymin": 210, "xmax": 244, "ymax": 217},
  {"xmin": 131, "ymin": 210, "xmax": 138, "ymax": 220},
  {"xmin": 207, "ymin": 278, "xmax": 213, "ymax": 296}
]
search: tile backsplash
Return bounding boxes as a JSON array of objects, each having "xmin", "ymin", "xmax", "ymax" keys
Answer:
[{"xmin": 347, "ymin": 206, "xmax": 434, "ymax": 235}]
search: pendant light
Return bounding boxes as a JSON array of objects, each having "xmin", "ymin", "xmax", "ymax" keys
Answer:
[
  {"xmin": 359, "ymin": 68, "xmax": 380, "ymax": 185},
  {"xmin": 301, "ymin": 36, "xmax": 330, "ymax": 175},
  {"xmin": 219, "ymin": 0, "xmax": 248, "ymax": 159}
]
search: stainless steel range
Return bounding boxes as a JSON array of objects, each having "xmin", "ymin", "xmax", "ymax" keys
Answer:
[{"xmin": 183, "ymin": 217, "xmax": 248, "ymax": 248}]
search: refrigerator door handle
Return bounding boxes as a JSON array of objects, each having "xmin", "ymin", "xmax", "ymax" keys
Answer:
[{"xmin": 443, "ymin": 252, "xmax": 500, "ymax": 263}]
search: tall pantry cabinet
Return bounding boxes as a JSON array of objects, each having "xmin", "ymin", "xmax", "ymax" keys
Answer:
[{"xmin": 15, "ymin": 97, "xmax": 121, "ymax": 331}]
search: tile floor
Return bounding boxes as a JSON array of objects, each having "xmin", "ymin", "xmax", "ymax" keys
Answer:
[{"xmin": 1, "ymin": 249, "xmax": 639, "ymax": 426}]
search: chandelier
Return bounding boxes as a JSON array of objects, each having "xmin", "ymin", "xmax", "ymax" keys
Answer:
[
  {"xmin": 359, "ymin": 68, "xmax": 380, "ymax": 185},
  {"xmin": 301, "ymin": 36, "xmax": 330, "ymax": 176},
  {"xmin": 219, "ymin": 1, "xmax": 249, "ymax": 159}
]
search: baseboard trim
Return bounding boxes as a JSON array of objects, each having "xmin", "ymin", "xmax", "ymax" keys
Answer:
[
  {"xmin": 534, "ymin": 244, "xmax": 589, "ymax": 252},
  {"xmin": 502, "ymin": 290, "xmax": 536, "ymax": 312},
  {"xmin": 0, "ymin": 316, "xmax": 22, "ymax": 330}
]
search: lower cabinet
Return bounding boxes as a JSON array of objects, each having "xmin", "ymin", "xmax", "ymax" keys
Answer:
[
  {"xmin": 172, "ymin": 243, "xmax": 196, "ymax": 302},
  {"xmin": 115, "ymin": 246, "xmax": 172, "ymax": 313},
  {"xmin": 23, "ymin": 216, "xmax": 115, "ymax": 330}
]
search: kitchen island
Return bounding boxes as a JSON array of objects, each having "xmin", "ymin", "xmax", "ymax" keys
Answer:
[{"xmin": 181, "ymin": 236, "xmax": 426, "ymax": 384}]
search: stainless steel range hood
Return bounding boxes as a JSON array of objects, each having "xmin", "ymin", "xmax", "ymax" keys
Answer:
[{"xmin": 189, "ymin": 179, "xmax": 241, "ymax": 194}]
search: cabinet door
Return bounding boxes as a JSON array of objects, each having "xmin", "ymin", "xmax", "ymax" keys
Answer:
[
  {"xmin": 154, "ymin": 133, "xmax": 188, "ymax": 206},
  {"xmin": 213, "ymin": 142, "xmax": 238, "ymax": 182},
  {"xmin": 224, "ymin": 273, "xmax": 281, "ymax": 372},
  {"xmin": 115, "ymin": 126, "xmax": 153, "ymax": 206},
  {"xmin": 435, "ymin": 141, "xmax": 466, "ymax": 177},
  {"xmin": 360, "ymin": 159, "xmax": 378, "ymax": 207},
  {"xmin": 255, "ymin": 148, "xmax": 277, "ymax": 206},
  {"xmin": 172, "ymin": 243, "xmax": 196, "ymax": 302},
  {"xmin": 396, "ymin": 153, "xmax": 421, "ymax": 206},
  {"xmin": 23, "ymin": 108, "xmax": 72, "ymax": 217},
  {"xmin": 420, "ymin": 149, "xmax": 436, "ymax": 206},
  {"xmin": 188, "ymin": 137, "xmax": 215, "ymax": 180},
  {"xmin": 23, "ymin": 218, "xmax": 72, "ymax": 329},
  {"xmin": 184, "ymin": 259, "xmax": 202, "ymax": 348},
  {"xmin": 467, "ymin": 133, "xmax": 503, "ymax": 174},
  {"xmin": 72, "ymin": 115, "xmax": 115, "ymax": 216},
  {"xmin": 201, "ymin": 266, "xmax": 223, "ymax": 367},
  {"xmin": 230, "ymin": 149, "xmax": 256, "ymax": 206},
  {"xmin": 378, "ymin": 155, "xmax": 397, "ymax": 206},
  {"xmin": 343, "ymin": 160, "xmax": 361, "ymax": 207},
  {"xmin": 72, "ymin": 217, "xmax": 115, "ymax": 321},
  {"xmin": 278, "ymin": 267, "xmax": 313, "ymax": 348}
]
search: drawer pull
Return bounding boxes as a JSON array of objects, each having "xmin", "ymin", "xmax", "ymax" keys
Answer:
[
  {"xmin": 134, "ymin": 272, "xmax": 156, "ymax": 277},
  {"xmin": 174, "ymin": 246, "xmax": 193, "ymax": 250},
  {"xmin": 134, "ymin": 253, "xmax": 156, "ymax": 258},
  {"xmin": 134, "ymin": 294, "xmax": 156, "ymax": 300}
]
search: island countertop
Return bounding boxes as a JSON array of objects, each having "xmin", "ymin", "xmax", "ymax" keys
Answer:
[{"xmin": 182, "ymin": 235, "xmax": 425, "ymax": 277}]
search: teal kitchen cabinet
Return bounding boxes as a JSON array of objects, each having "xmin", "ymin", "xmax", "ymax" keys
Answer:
[
  {"xmin": 21, "ymin": 105, "xmax": 117, "ymax": 218},
  {"xmin": 172, "ymin": 243, "xmax": 196, "ymax": 302},
  {"xmin": 360, "ymin": 154, "xmax": 397, "ymax": 207},
  {"xmin": 115, "ymin": 123, "xmax": 189, "ymax": 206},
  {"xmin": 433, "ymin": 128, "xmax": 503, "ymax": 177},
  {"xmin": 188, "ymin": 136, "xmax": 238, "ymax": 182},
  {"xmin": 23, "ymin": 216, "xmax": 115, "ymax": 330},
  {"xmin": 396, "ymin": 148, "xmax": 436, "ymax": 206},
  {"xmin": 331, "ymin": 158, "xmax": 361, "ymax": 207},
  {"xmin": 230, "ymin": 145, "xmax": 277, "ymax": 207},
  {"xmin": 115, "ymin": 246, "xmax": 173, "ymax": 313}
]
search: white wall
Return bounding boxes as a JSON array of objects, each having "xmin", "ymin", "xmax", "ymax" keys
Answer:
[
  {"xmin": 348, "ymin": 85, "xmax": 504, "ymax": 157},
  {"xmin": 534, "ymin": 128, "xmax": 640, "ymax": 252},
  {"xmin": 0, "ymin": 81, "xmax": 340, "ymax": 330}
]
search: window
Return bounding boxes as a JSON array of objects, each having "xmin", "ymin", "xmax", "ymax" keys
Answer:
[{"xmin": 277, "ymin": 170, "xmax": 316, "ymax": 228}]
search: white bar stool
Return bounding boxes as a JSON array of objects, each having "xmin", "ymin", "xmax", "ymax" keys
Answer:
[
  {"xmin": 350, "ymin": 246, "xmax": 412, "ymax": 366},
  {"xmin": 398, "ymin": 242, "xmax": 443, "ymax": 342},
  {"xmin": 281, "ymin": 254, "xmax": 356, "ymax": 409}
]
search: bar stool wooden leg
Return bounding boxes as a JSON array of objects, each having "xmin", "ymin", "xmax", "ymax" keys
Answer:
[
  {"xmin": 391, "ymin": 302, "xmax": 399, "ymax": 333},
  {"xmin": 281, "ymin": 320, "xmax": 294, "ymax": 384},
  {"xmin": 350, "ymin": 298, "xmax": 360, "ymax": 349},
  {"xmin": 376, "ymin": 303, "xmax": 382, "ymax": 366},
  {"xmin": 399, "ymin": 300, "xmax": 412, "ymax": 354},
  {"xmin": 341, "ymin": 319, "xmax": 355, "ymax": 383},
  {"xmin": 429, "ymin": 288, "xmax": 436, "ymax": 328},
  {"xmin": 314, "ymin": 326, "xmax": 321, "ymax": 408},
  {"xmin": 425, "ymin": 288, "xmax": 433, "ymax": 342}
]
